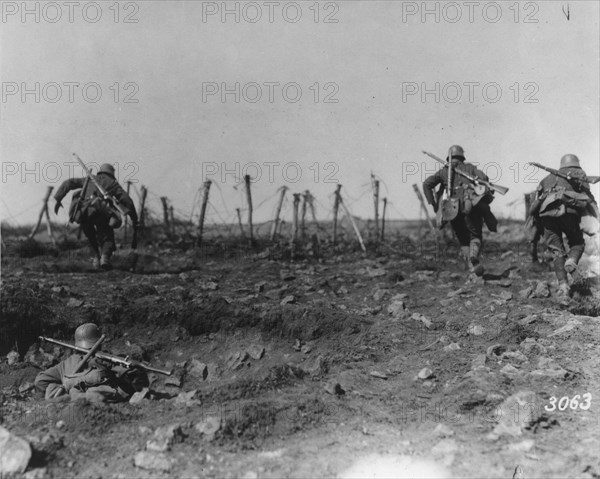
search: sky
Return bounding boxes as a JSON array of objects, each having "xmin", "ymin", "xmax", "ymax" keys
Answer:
[{"xmin": 1, "ymin": 0, "xmax": 599, "ymax": 228}]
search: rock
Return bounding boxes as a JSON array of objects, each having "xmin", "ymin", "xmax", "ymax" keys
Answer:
[
  {"xmin": 373, "ymin": 288, "xmax": 389, "ymax": 301},
  {"xmin": 486, "ymin": 344, "xmax": 507, "ymax": 360},
  {"xmin": 387, "ymin": 301, "xmax": 406, "ymax": 317},
  {"xmin": 300, "ymin": 344, "xmax": 313, "ymax": 354},
  {"xmin": 370, "ymin": 371, "xmax": 388, "ymax": 380},
  {"xmin": 490, "ymin": 313, "xmax": 508, "ymax": 322},
  {"xmin": 324, "ymin": 381, "xmax": 345, "ymax": 396},
  {"xmin": 364, "ymin": 267, "xmax": 387, "ymax": 278},
  {"xmin": 433, "ymin": 424, "xmax": 454, "ymax": 438},
  {"xmin": 134, "ymin": 451, "xmax": 172, "ymax": 472},
  {"xmin": 254, "ymin": 281, "xmax": 266, "ymax": 293},
  {"xmin": 519, "ymin": 338, "xmax": 547, "ymax": 356},
  {"xmin": 411, "ymin": 313, "xmax": 433, "ymax": 329},
  {"xmin": 529, "ymin": 357, "xmax": 568, "ymax": 380},
  {"xmin": 495, "ymin": 291, "xmax": 513, "ymax": 301},
  {"xmin": 293, "ymin": 339, "xmax": 302, "ymax": 351},
  {"xmin": 281, "ymin": 295, "xmax": 295, "ymax": 305},
  {"xmin": 188, "ymin": 359, "xmax": 208, "ymax": 380},
  {"xmin": 443, "ymin": 343, "xmax": 460, "ymax": 352},
  {"xmin": 129, "ymin": 388, "xmax": 149, "ymax": 405},
  {"xmin": 439, "ymin": 299, "xmax": 452, "ymax": 307},
  {"xmin": 417, "ymin": 368, "xmax": 434, "ymax": 380},
  {"xmin": 195, "ymin": 416, "xmax": 221, "ymax": 441},
  {"xmin": 299, "ymin": 355, "xmax": 326, "ymax": 376},
  {"xmin": 24, "ymin": 468, "xmax": 47, "ymax": 479},
  {"xmin": 500, "ymin": 350, "xmax": 529, "ymax": 363},
  {"xmin": 6, "ymin": 351, "xmax": 20, "ymax": 365},
  {"xmin": 174, "ymin": 390, "xmax": 201, "ymax": 408},
  {"xmin": 24, "ymin": 346, "xmax": 55, "ymax": 369},
  {"xmin": 492, "ymin": 391, "xmax": 542, "ymax": 437},
  {"xmin": 391, "ymin": 293, "xmax": 408, "ymax": 301},
  {"xmin": 471, "ymin": 354, "xmax": 487, "ymax": 369},
  {"xmin": 519, "ymin": 286, "xmax": 533, "ymax": 299},
  {"xmin": 506, "ymin": 439, "xmax": 535, "ymax": 452},
  {"xmin": 226, "ymin": 351, "xmax": 249, "ymax": 371},
  {"xmin": 246, "ymin": 344, "xmax": 265, "ymax": 360},
  {"xmin": 468, "ymin": 324, "xmax": 485, "ymax": 336},
  {"xmin": 0, "ymin": 426, "xmax": 32, "ymax": 475},
  {"xmin": 165, "ymin": 375, "xmax": 182, "ymax": 388},
  {"xmin": 447, "ymin": 288, "xmax": 467, "ymax": 298},
  {"xmin": 146, "ymin": 423, "xmax": 185, "ymax": 452},
  {"xmin": 500, "ymin": 364, "xmax": 520, "ymax": 376},
  {"xmin": 67, "ymin": 297, "xmax": 84, "ymax": 307},
  {"xmin": 531, "ymin": 281, "xmax": 550, "ymax": 298},
  {"xmin": 548, "ymin": 319, "xmax": 582, "ymax": 338},
  {"xmin": 279, "ymin": 270, "xmax": 296, "ymax": 281}
]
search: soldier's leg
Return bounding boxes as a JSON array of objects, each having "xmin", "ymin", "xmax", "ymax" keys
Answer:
[
  {"xmin": 96, "ymin": 218, "xmax": 116, "ymax": 269},
  {"xmin": 561, "ymin": 214, "xmax": 585, "ymax": 273},
  {"xmin": 451, "ymin": 215, "xmax": 472, "ymax": 270},
  {"xmin": 541, "ymin": 217, "xmax": 569, "ymax": 296},
  {"xmin": 80, "ymin": 219, "xmax": 100, "ymax": 266},
  {"xmin": 465, "ymin": 210, "xmax": 485, "ymax": 276}
]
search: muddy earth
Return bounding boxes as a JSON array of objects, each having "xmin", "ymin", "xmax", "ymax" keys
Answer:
[{"xmin": 1, "ymin": 224, "xmax": 600, "ymax": 479}]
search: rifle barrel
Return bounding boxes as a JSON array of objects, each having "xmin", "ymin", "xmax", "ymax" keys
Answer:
[{"xmin": 39, "ymin": 336, "xmax": 172, "ymax": 376}]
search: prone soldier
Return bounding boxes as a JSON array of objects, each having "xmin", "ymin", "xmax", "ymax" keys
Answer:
[
  {"xmin": 54, "ymin": 162, "xmax": 138, "ymax": 270},
  {"xmin": 35, "ymin": 323, "xmax": 149, "ymax": 403},
  {"xmin": 423, "ymin": 145, "xmax": 498, "ymax": 276}
]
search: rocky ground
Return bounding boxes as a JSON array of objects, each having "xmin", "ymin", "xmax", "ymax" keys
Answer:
[{"xmin": 1, "ymin": 224, "xmax": 600, "ymax": 479}]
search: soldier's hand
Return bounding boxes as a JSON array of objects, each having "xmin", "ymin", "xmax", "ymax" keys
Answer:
[{"xmin": 54, "ymin": 202, "xmax": 62, "ymax": 215}]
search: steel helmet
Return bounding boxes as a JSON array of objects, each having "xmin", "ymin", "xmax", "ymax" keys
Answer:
[
  {"xmin": 560, "ymin": 154, "xmax": 580, "ymax": 169},
  {"xmin": 74, "ymin": 323, "xmax": 101, "ymax": 349},
  {"xmin": 448, "ymin": 145, "xmax": 465, "ymax": 160},
  {"xmin": 99, "ymin": 163, "xmax": 115, "ymax": 177}
]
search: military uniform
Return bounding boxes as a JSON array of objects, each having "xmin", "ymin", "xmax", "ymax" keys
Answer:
[
  {"xmin": 530, "ymin": 154, "xmax": 596, "ymax": 296},
  {"xmin": 34, "ymin": 324, "xmax": 148, "ymax": 403},
  {"xmin": 423, "ymin": 146, "xmax": 497, "ymax": 275},
  {"xmin": 54, "ymin": 164, "xmax": 138, "ymax": 269}
]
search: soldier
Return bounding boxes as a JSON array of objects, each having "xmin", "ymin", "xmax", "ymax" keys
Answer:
[
  {"xmin": 34, "ymin": 323, "xmax": 149, "ymax": 403},
  {"xmin": 54, "ymin": 163, "xmax": 138, "ymax": 270},
  {"xmin": 423, "ymin": 145, "xmax": 497, "ymax": 276},
  {"xmin": 529, "ymin": 154, "xmax": 596, "ymax": 298}
]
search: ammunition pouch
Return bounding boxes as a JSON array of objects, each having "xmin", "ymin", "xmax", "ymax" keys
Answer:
[{"xmin": 539, "ymin": 188, "xmax": 590, "ymax": 217}]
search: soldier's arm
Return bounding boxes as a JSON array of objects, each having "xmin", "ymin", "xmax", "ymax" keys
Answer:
[
  {"xmin": 54, "ymin": 178, "xmax": 85, "ymax": 204},
  {"xmin": 34, "ymin": 362, "xmax": 65, "ymax": 397},
  {"xmin": 109, "ymin": 183, "xmax": 139, "ymax": 224},
  {"xmin": 423, "ymin": 171, "xmax": 443, "ymax": 206}
]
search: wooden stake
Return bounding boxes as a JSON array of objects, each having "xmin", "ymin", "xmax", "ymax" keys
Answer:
[
  {"xmin": 29, "ymin": 186, "xmax": 54, "ymax": 241},
  {"xmin": 236, "ymin": 208, "xmax": 245, "ymax": 237},
  {"xmin": 332, "ymin": 184, "xmax": 342, "ymax": 244},
  {"xmin": 292, "ymin": 193, "xmax": 301, "ymax": 242},
  {"xmin": 197, "ymin": 180, "xmax": 212, "ymax": 245},
  {"xmin": 124, "ymin": 181, "xmax": 131, "ymax": 243},
  {"xmin": 301, "ymin": 190, "xmax": 309, "ymax": 240},
  {"xmin": 244, "ymin": 175, "xmax": 254, "ymax": 245},
  {"xmin": 138, "ymin": 186, "xmax": 147, "ymax": 235},
  {"xmin": 339, "ymin": 196, "xmax": 366, "ymax": 253},
  {"xmin": 412, "ymin": 184, "xmax": 436, "ymax": 236},
  {"xmin": 373, "ymin": 179, "xmax": 380, "ymax": 240},
  {"xmin": 270, "ymin": 186, "xmax": 287, "ymax": 240},
  {"xmin": 169, "ymin": 206, "xmax": 175, "ymax": 236},
  {"xmin": 308, "ymin": 192, "xmax": 317, "ymax": 222},
  {"xmin": 381, "ymin": 197, "xmax": 387, "ymax": 241},
  {"xmin": 160, "ymin": 196, "xmax": 170, "ymax": 237}
]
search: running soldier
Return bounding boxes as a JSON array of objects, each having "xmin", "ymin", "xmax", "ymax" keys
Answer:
[
  {"xmin": 54, "ymin": 163, "xmax": 138, "ymax": 270},
  {"xmin": 423, "ymin": 145, "xmax": 498, "ymax": 276},
  {"xmin": 529, "ymin": 154, "xmax": 597, "ymax": 298}
]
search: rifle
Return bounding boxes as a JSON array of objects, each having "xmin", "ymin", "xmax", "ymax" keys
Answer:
[
  {"xmin": 39, "ymin": 336, "xmax": 173, "ymax": 376},
  {"xmin": 528, "ymin": 162, "xmax": 600, "ymax": 188},
  {"xmin": 69, "ymin": 175, "xmax": 91, "ymax": 223},
  {"xmin": 422, "ymin": 151, "xmax": 510, "ymax": 196},
  {"xmin": 73, "ymin": 153, "xmax": 130, "ymax": 218}
]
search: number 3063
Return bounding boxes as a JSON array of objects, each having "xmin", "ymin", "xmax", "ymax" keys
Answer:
[{"xmin": 545, "ymin": 393, "xmax": 592, "ymax": 412}]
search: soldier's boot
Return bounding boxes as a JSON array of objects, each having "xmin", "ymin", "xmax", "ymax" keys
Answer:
[
  {"xmin": 557, "ymin": 281, "xmax": 571, "ymax": 299},
  {"xmin": 553, "ymin": 255, "xmax": 570, "ymax": 298},
  {"xmin": 530, "ymin": 242, "xmax": 539, "ymax": 263},
  {"xmin": 565, "ymin": 244, "xmax": 585, "ymax": 274},
  {"xmin": 469, "ymin": 240, "xmax": 485, "ymax": 277},
  {"xmin": 100, "ymin": 253, "xmax": 112, "ymax": 270},
  {"xmin": 460, "ymin": 246, "xmax": 471, "ymax": 271},
  {"xmin": 91, "ymin": 257, "xmax": 100, "ymax": 269}
]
